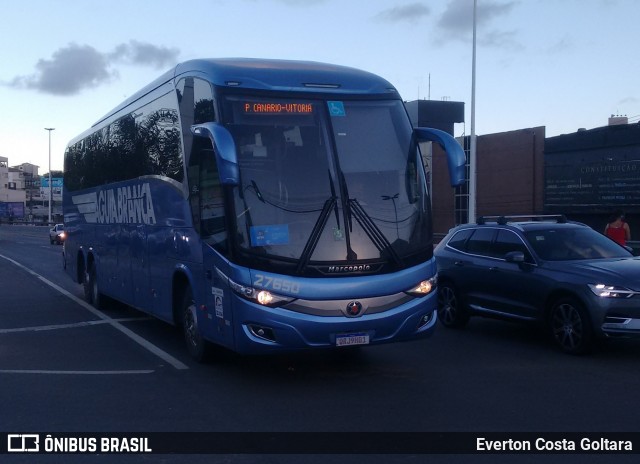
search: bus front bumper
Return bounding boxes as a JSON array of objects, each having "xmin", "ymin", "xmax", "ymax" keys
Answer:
[{"xmin": 230, "ymin": 291, "xmax": 438, "ymax": 355}]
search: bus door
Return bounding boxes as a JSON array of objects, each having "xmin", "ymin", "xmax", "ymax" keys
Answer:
[{"xmin": 188, "ymin": 138, "xmax": 235, "ymax": 349}]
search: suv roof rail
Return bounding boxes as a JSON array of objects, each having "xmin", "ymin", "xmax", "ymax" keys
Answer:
[{"xmin": 477, "ymin": 214, "xmax": 568, "ymax": 225}]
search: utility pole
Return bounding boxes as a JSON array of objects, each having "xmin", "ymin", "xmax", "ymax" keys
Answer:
[
  {"xmin": 468, "ymin": 0, "xmax": 478, "ymax": 223},
  {"xmin": 45, "ymin": 128, "xmax": 55, "ymax": 224}
]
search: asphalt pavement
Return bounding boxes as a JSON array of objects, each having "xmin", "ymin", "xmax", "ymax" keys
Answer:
[{"xmin": 2, "ymin": 225, "xmax": 640, "ymax": 464}]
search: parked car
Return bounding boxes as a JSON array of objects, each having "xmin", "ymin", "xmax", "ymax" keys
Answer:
[
  {"xmin": 434, "ymin": 215, "xmax": 640, "ymax": 354},
  {"xmin": 49, "ymin": 224, "xmax": 65, "ymax": 245}
]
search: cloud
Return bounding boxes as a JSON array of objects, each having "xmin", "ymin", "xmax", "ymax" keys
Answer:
[
  {"xmin": 5, "ymin": 41, "xmax": 180, "ymax": 96},
  {"xmin": 375, "ymin": 3, "xmax": 431, "ymax": 23},
  {"xmin": 481, "ymin": 29, "xmax": 522, "ymax": 50},
  {"xmin": 617, "ymin": 96, "xmax": 638, "ymax": 105},
  {"xmin": 7, "ymin": 44, "xmax": 114, "ymax": 96},
  {"xmin": 546, "ymin": 37, "xmax": 574, "ymax": 54},
  {"xmin": 109, "ymin": 40, "xmax": 179, "ymax": 68},
  {"xmin": 436, "ymin": 0, "xmax": 520, "ymax": 48}
]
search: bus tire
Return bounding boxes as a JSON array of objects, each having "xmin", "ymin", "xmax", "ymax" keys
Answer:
[
  {"xmin": 84, "ymin": 263, "xmax": 103, "ymax": 310},
  {"xmin": 181, "ymin": 287, "xmax": 211, "ymax": 362}
]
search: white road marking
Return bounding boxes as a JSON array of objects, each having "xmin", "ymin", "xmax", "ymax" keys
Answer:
[
  {"xmin": 0, "ymin": 317, "xmax": 152, "ymax": 334},
  {"xmin": 0, "ymin": 253, "xmax": 189, "ymax": 370}
]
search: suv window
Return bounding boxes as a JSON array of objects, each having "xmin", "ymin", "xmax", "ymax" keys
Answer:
[
  {"xmin": 466, "ymin": 228, "xmax": 496, "ymax": 255},
  {"xmin": 446, "ymin": 229, "xmax": 473, "ymax": 251},
  {"xmin": 494, "ymin": 229, "xmax": 534, "ymax": 263},
  {"xmin": 524, "ymin": 227, "xmax": 631, "ymax": 261}
]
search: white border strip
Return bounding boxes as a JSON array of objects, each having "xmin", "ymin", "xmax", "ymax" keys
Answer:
[
  {"xmin": 0, "ymin": 370, "xmax": 155, "ymax": 375},
  {"xmin": 0, "ymin": 253, "xmax": 189, "ymax": 370}
]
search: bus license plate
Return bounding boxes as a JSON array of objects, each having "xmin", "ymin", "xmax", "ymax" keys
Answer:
[{"xmin": 336, "ymin": 333, "xmax": 370, "ymax": 347}]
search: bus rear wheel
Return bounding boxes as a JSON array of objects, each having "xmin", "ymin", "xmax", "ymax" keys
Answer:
[
  {"xmin": 84, "ymin": 263, "xmax": 103, "ymax": 309},
  {"xmin": 181, "ymin": 287, "xmax": 211, "ymax": 362}
]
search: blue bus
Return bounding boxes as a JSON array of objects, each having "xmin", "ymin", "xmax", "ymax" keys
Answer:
[{"xmin": 63, "ymin": 58, "xmax": 465, "ymax": 361}]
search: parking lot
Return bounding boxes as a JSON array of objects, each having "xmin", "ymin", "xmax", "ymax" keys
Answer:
[{"xmin": 2, "ymin": 225, "xmax": 640, "ymax": 463}]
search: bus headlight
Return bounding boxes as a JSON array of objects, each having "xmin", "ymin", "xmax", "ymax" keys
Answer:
[
  {"xmin": 257, "ymin": 290, "xmax": 274, "ymax": 305},
  {"xmin": 229, "ymin": 278, "xmax": 295, "ymax": 307},
  {"xmin": 405, "ymin": 276, "xmax": 437, "ymax": 297}
]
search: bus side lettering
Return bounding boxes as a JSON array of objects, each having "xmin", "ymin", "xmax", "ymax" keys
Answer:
[{"xmin": 96, "ymin": 182, "xmax": 156, "ymax": 225}]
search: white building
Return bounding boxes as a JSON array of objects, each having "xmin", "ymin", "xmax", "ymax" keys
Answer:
[{"xmin": 0, "ymin": 156, "xmax": 26, "ymax": 204}]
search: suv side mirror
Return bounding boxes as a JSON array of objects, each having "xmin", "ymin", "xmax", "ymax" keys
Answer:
[{"xmin": 505, "ymin": 251, "xmax": 525, "ymax": 263}]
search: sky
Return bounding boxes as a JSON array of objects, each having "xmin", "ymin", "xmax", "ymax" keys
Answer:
[{"xmin": 1, "ymin": 0, "xmax": 638, "ymax": 173}]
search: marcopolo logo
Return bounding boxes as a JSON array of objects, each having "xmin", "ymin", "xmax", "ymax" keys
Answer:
[
  {"xmin": 326, "ymin": 264, "xmax": 372, "ymax": 274},
  {"xmin": 72, "ymin": 183, "xmax": 156, "ymax": 225}
]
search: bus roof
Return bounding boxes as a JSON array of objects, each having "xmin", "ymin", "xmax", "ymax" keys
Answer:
[
  {"xmin": 91, "ymin": 58, "xmax": 399, "ymax": 130},
  {"xmin": 176, "ymin": 58, "xmax": 398, "ymax": 94}
]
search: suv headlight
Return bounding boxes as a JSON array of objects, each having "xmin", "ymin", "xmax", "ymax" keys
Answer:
[
  {"xmin": 405, "ymin": 276, "xmax": 437, "ymax": 297},
  {"xmin": 588, "ymin": 284, "xmax": 635, "ymax": 298}
]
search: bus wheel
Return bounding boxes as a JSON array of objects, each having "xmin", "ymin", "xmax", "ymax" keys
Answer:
[
  {"xmin": 84, "ymin": 263, "xmax": 103, "ymax": 309},
  {"xmin": 181, "ymin": 287, "xmax": 211, "ymax": 362}
]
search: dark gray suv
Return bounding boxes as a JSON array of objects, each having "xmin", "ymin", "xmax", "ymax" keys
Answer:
[{"xmin": 434, "ymin": 215, "xmax": 640, "ymax": 354}]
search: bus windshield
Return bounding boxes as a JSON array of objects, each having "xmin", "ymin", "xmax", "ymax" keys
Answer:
[{"xmin": 222, "ymin": 96, "xmax": 430, "ymax": 274}]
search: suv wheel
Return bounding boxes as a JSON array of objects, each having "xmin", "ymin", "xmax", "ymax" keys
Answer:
[
  {"xmin": 549, "ymin": 297, "xmax": 593, "ymax": 354},
  {"xmin": 437, "ymin": 283, "xmax": 470, "ymax": 328}
]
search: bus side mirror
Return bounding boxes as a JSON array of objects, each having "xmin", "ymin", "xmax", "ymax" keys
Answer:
[
  {"xmin": 191, "ymin": 123, "xmax": 239, "ymax": 185},
  {"xmin": 414, "ymin": 127, "xmax": 466, "ymax": 187}
]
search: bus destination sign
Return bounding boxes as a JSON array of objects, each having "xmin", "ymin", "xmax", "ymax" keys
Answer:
[{"xmin": 243, "ymin": 102, "xmax": 313, "ymax": 115}]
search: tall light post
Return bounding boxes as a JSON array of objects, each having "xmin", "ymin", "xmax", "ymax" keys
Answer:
[
  {"xmin": 45, "ymin": 128, "xmax": 55, "ymax": 224},
  {"xmin": 467, "ymin": 0, "xmax": 479, "ymax": 224}
]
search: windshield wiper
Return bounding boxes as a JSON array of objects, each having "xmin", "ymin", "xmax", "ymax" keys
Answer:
[
  {"xmin": 337, "ymin": 171, "xmax": 358, "ymax": 261},
  {"xmin": 295, "ymin": 171, "xmax": 403, "ymax": 273},
  {"xmin": 296, "ymin": 196, "xmax": 336, "ymax": 275},
  {"xmin": 335, "ymin": 167, "xmax": 402, "ymax": 266},
  {"xmin": 349, "ymin": 198, "xmax": 403, "ymax": 267},
  {"xmin": 295, "ymin": 169, "xmax": 340, "ymax": 274}
]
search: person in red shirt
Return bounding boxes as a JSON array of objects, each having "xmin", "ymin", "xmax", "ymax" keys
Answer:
[{"xmin": 604, "ymin": 210, "xmax": 631, "ymax": 246}]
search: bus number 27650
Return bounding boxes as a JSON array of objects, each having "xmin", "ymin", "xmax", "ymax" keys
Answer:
[{"xmin": 254, "ymin": 274, "xmax": 300, "ymax": 294}]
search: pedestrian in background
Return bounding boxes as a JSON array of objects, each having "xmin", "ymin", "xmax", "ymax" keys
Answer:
[{"xmin": 604, "ymin": 210, "xmax": 631, "ymax": 246}]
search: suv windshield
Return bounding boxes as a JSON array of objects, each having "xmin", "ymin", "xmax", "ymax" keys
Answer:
[
  {"xmin": 222, "ymin": 95, "xmax": 431, "ymax": 275},
  {"xmin": 524, "ymin": 227, "xmax": 632, "ymax": 261}
]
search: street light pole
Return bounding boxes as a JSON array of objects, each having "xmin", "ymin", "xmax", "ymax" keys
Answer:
[
  {"xmin": 468, "ymin": 0, "xmax": 478, "ymax": 224},
  {"xmin": 45, "ymin": 128, "xmax": 55, "ymax": 224}
]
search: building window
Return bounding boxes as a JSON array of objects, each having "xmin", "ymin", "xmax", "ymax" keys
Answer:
[{"xmin": 454, "ymin": 135, "xmax": 470, "ymax": 225}]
